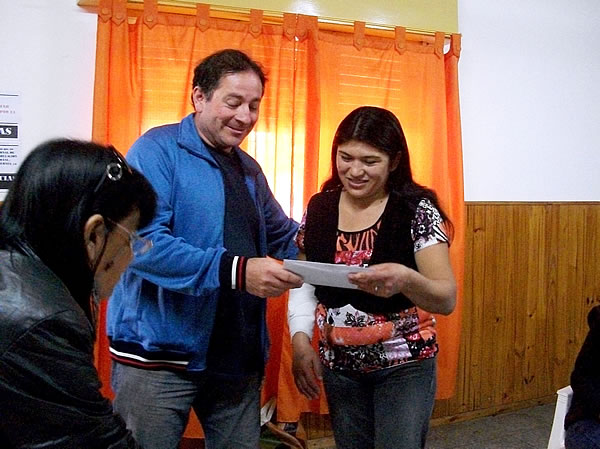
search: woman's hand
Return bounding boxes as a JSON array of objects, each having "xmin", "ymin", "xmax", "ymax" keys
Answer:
[
  {"xmin": 347, "ymin": 243, "xmax": 456, "ymax": 315},
  {"xmin": 348, "ymin": 263, "xmax": 411, "ymax": 297},
  {"xmin": 291, "ymin": 332, "xmax": 322, "ymax": 400}
]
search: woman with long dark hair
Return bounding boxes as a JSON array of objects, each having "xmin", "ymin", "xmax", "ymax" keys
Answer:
[
  {"xmin": 288, "ymin": 107, "xmax": 456, "ymax": 449},
  {"xmin": 0, "ymin": 139, "xmax": 156, "ymax": 448}
]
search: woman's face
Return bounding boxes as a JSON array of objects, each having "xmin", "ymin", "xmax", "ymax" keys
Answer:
[
  {"xmin": 336, "ymin": 140, "xmax": 397, "ymax": 202},
  {"xmin": 93, "ymin": 210, "xmax": 140, "ymax": 299}
]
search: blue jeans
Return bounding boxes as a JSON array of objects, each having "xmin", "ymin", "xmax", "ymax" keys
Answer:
[
  {"xmin": 111, "ymin": 362, "xmax": 262, "ymax": 449},
  {"xmin": 566, "ymin": 419, "xmax": 600, "ymax": 449},
  {"xmin": 322, "ymin": 357, "xmax": 436, "ymax": 449}
]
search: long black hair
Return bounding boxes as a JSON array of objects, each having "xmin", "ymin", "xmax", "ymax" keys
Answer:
[
  {"xmin": 0, "ymin": 139, "xmax": 156, "ymax": 321},
  {"xmin": 321, "ymin": 106, "xmax": 453, "ymax": 236}
]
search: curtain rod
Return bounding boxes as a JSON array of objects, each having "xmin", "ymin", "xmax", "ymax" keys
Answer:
[{"xmin": 77, "ymin": 0, "xmax": 453, "ymax": 40}]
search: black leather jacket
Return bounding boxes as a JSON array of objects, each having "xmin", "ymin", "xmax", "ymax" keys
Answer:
[{"xmin": 0, "ymin": 249, "xmax": 140, "ymax": 448}]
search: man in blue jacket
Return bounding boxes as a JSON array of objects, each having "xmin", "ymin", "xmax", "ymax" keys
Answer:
[{"xmin": 107, "ymin": 49, "xmax": 304, "ymax": 449}]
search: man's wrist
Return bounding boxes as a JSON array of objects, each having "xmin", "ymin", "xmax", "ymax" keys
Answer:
[{"xmin": 219, "ymin": 252, "xmax": 249, "ymax": 290}]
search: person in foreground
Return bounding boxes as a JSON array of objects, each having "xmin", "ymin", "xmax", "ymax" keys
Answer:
[
  {"xmin": 288, "ymin": 106, "xmax": 457, "ymax": 449},
  {"xmin": 0, "ymin": 139, "xmax": 156, "ymax": 448},
  {"xmin": 564, "ymin": 304, "xmax": 600, "ymax": 449},
  {"xmin": 107, "ymin": 49, "xmax": 303, "ymax": 449}
]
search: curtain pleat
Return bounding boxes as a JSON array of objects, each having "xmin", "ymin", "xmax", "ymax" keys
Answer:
[{"xmin": 92, "ymin": 1, "xmax": 464, "ymax": 432}]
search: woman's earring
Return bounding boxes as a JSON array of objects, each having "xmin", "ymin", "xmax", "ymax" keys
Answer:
[
  {"xmin": 87, "ymin": 241, "xmax": 96, "ymax": 268},
  {"xmin": 90, "ymin": 279, "xmax": 100, "ymax": 327},
  {"xmin": 92, "ymin": 279, "xmax": 100, "ymax": 304}
]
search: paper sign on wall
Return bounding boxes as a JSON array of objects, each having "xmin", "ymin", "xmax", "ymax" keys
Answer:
[{"xmin": 0, "ymin": 93, "xmax": 21, "ymax": 195}]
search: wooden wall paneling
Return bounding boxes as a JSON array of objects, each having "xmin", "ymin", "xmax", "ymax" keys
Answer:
[
  {"xmin": 465, "ymin": 204, "xmax": 486, "ymax": 413},
  {"xmin": 520, "ymin": 205, "xmax": 547, "ymax": 401},
  {"xmin": 507, "ymin": 205, "xmax": 526, "ymax": 404},
  {"xmin": 544, "ymin": 203, "xmax": 561, "ymax": 393},
  {"xmin": 583, "ymin": 206, "xmax": 600, "ymax": 310},
  {"xmin": 429, "ymin": 203, "xmax": 600, "ymax": 424},
  {"xmin": 303, "ymin": 202, "xmax": 600, "ymax": 432},
  {"xmin": 505, "ymin": 205, "xmax": 524, "ymax": 402},
  {"xmin": 569, "ymin": 204, "xmax": 590, "ymax": 377},
  {"xmin": 552, "ymin": 204, "xmax": 570, "ymax": 389},
  {"xmin": 552, "ymin": 206, "xmax": 584, "ymax": 389},
  {"xmin": 482, "ymin": 204, "xmax": 502, "ymax": 409}
]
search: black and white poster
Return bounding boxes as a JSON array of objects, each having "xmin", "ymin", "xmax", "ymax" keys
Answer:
[{"xmin": 0, "ymin": 93, "xmax": 21, "ymax": 198}]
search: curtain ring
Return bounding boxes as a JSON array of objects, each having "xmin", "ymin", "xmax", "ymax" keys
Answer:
[
  {"xmin": 196, "ymin": 3, "xmax": 210, "ymax": 31},
  {"xmin": 354, "ymin": 21, "xmax": 366, "ymax": 50},
  {"xmin": 395, "ymin": 27, "xmax": 406, "ymax": 55},
  {"xmin": 450, "ymin": 33, "xmax": 462, "ymax": 58},
  {"xmin": 249, "ymin": 9, "xmax": 263, "ymax": 38},
  {"xmin": 434, "ymin": 31, "xmax": 444, "ymax": 58},
  {"xmin": 283, "ymin": 13, "xmax": 296, "ymax": 41},
  {"xmin": 143, "ymin": 0, "xmax": 158, "ymax": 29},
  {"xmin": 112, "ymin": 0, "xmax": 126, "ymax": 25}
]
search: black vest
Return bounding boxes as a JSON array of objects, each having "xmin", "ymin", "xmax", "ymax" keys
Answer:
[{"xmin": 303, "ymin": 189, "xmax": 418, "ymax": 314}]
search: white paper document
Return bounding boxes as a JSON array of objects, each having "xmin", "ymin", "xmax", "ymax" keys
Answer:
[{"xmin": 283, "ymin": 259, "xmax": 368, "ymax": 289}]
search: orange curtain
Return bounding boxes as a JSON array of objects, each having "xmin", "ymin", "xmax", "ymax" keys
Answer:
[
  {"xmin": 92, "ymin": 0, "xmax": 464, "ymax": 430},
  {"xmin": 275, "ymin": 26, "xmax": 465, "ymax": 423}
]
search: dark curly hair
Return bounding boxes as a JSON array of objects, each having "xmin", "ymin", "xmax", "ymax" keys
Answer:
[{"xmin": 191, "ymin": 48, "xmax": 266, "ymax": 103}]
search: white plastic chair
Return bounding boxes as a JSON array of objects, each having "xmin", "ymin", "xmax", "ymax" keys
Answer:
[{"xmin": 547, "ymin": 385, "xmax": 573, "ymax": 449}]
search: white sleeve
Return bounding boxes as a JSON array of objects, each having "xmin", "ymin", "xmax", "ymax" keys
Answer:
[{"xmin": 287, "ymin": 283, "xmax": 317, "ymax": 340}]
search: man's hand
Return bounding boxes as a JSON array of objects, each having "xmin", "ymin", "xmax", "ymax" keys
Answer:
[
  {"xmin": 291, "ymin": 333, "xmax": 322, "ymax": 400},
  {"xmin": 245, "ymin": 257, "xmax": 303, "ymax": 298}
]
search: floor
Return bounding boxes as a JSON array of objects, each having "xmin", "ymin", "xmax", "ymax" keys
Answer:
[
  {"xmin": 426, "ymin": 403, "xmax": 556, "ymax": 449},
  {"xmin": 181, "ymin": 402, "xmax": 557, "ymax": 449}
]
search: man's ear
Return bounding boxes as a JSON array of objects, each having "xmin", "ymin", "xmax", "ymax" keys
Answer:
[
  {"xmin": 191, "ymin": 86, "xmax": 207, "ymax": 113},
  {"xmin": 84, "ymin": 214, "xmax": 106, "ymax": 265}
]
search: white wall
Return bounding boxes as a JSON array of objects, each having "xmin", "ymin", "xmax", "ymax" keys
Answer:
[
  {"xmin": 0, "ymin": 0, "xmax": 97, "ymax": 199},
  {"xmin": 459, "ymin": 0, "xmax": 600, "ymax": 201},
  {"xmin": 2, "ymin": 0, "xmax": 599, "ymax": 201}
]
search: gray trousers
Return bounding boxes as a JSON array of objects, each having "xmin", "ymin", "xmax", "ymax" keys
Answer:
[{"xmin": 111, "ymin": 362, "xmax": 262, "ymax": 449}]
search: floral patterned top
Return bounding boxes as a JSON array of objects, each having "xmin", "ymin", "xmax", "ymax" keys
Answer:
[{"xmin": 296, "ymin": 198, "xmax": 449, "ymax": 373}]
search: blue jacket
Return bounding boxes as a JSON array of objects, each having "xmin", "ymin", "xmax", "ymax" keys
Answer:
[{"xmin": 107, "ymin": 114, "xmax": 299, "ymax": 371}]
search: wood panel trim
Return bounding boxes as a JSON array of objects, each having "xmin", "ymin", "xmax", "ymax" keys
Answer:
[
  {"xmin": 300, "ymin": 202, "xmax": 600, "ymax": 434},
  {"xmin": 434, "ymin": 201, "xmax": 600, "ymax": 420}
]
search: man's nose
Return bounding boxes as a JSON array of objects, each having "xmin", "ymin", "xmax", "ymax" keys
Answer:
[{"xmin": 235, "ymin": 104, "xmax": 253, "ymax": 124}]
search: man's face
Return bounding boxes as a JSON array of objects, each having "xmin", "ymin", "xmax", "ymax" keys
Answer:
[{"xmin": 192, "ymin": 70, "xmax": 263, "ymax": 153}]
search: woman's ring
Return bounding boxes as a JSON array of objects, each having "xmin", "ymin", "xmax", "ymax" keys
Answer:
[{"xmin": 374, "ymin": 285, "xmax": 379, "ymax": 293}]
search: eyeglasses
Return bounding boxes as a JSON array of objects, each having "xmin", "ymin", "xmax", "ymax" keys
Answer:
[
  {"xmin": 105, "ymin": 218, "xmax": 153, "ymax": 257},
  {"xmin": 93, "ymin": 150, "xmax": 133, "ymax": 195}
]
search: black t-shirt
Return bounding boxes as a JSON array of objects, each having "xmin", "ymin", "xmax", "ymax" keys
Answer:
[{"xmin": 205, "ymin": 146, "xmax": 264, "ymax": 377}]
